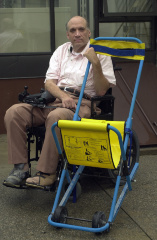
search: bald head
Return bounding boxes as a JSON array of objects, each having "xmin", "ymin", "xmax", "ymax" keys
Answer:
[
  {"xmin": 66, "ymin": 16, "xmax": 89, "ymax": 31},
  {"xmin": 66, "ymin": 15, "xmax": 91, "ymax": 53}
]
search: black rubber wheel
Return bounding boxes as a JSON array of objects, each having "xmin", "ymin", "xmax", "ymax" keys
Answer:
[
  {"xmin": 52, "ymin": 206, "xmax": 68, "ymax": 224},
  {"xmin": 92, "ymin": 211, "xmax": 107, "ymax": 229},
  {"xmin": 107, "ymin": 129, "xmax": 139, "ymax": 185}
]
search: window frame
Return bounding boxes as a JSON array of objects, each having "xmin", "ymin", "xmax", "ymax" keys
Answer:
[
  {"xmin": 0, "ymin": 0, "xmax": 55, "ymax": 79},
  {"xmin": 0, "ymin": 0, "xmax": 55, "ymax": 56},
  {"xmin": 94, "ymin": 0, "xmax": 157, "ymax": 64}
]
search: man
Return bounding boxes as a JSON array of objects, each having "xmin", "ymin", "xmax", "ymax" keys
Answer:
[{"xmin": 3, "ymin": 16, "xmax": 116, "ymax": 189}]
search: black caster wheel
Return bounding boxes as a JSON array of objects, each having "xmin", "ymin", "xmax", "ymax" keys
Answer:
[
  {"xmin": 52, "ymin": 206, "xmax": 68, "ymax": 224},
  {"xmin": 92, "ymin": 211, "xmax": 107, "ymax": 234},
  {"xmin": 107, "ymin": 129, "xmax": 139, "ymax": 185}
]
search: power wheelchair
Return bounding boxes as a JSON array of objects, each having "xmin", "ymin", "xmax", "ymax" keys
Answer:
[{"xmin": 21, "ymin": 86, "xmax": 115, "ymax": 183}]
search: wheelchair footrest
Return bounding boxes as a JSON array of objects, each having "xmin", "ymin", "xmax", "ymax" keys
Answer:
[
  {"xmin": 3, "ymin": 180, "xmax": 28, "ymax": 190},
  {"xmin": 25, "ymin": 182, "xmax": 56, "ymax": 192}
]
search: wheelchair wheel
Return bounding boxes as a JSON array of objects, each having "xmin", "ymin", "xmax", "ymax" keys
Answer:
[
  {"xmin": 92, "ymin": 211, "xmax": 107, "ymax": 234},
  {"xmin": 52, "ymin": 206, "xmax": 68, "ymax": 224},
  {"xmin": 107, "ymin": 129, "xmax": 139, "ymax": 185}
]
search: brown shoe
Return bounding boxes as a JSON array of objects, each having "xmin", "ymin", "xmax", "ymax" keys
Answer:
[{"xmin": 25, "ymin": 171, "xmax": 56, "ymax": 189}]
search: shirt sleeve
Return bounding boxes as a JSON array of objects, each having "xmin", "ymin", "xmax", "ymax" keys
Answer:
[
  {"xmin": 99, "ymin": 55, "xmax": 116, "ymax": 87},
  {"xmin": 44, "ymin": 47, "xmax": 61, "ymax": 83}
]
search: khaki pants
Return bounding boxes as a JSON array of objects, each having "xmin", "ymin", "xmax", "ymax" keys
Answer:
[{"xmin": 4, "ymin": 94, "xmax": 93, "ymax": 174}]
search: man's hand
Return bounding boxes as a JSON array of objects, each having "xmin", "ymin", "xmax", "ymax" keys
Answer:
[
  {"xmin": 83, "ymin": 47, "xmax": 110, "ymax": 96},
  {"xmin": 45, "ymin": 80, "xmax": 76, "ymax": 109},
  {"xmin": 61, "ymin": 95, "xmax": 77, "ymax": 109},
  {"xmin": 83, "ymin": 47, "xmax": 99, "ymax": 64}
]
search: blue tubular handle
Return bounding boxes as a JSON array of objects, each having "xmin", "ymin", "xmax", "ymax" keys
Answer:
[
  {"xmin": 94, "ymin": 37, "xmax": 143, "ymax": 43},
  {"xmin": 51, "ymin": 122, "xmax": 62, "ymax": 154},
  {"xmin": 73, "ymin": 61, "xmax": 91, "ymax": 121},
  {"xmin": 108, "ymin": 125, "xmax": 132, "ymax": 191},
  {"xmin": 108, "ymin": 125, "xmax": 126, "ymax": 161}
]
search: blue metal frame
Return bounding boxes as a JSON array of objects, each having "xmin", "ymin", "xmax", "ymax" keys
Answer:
[{"xmin": 48, "ymin": 37, "xmax": 143, "ymax": 233}]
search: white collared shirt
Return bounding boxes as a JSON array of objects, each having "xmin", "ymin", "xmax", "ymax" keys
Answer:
[{"xmin": 45, "ymin": 41, "xmax": 116, "ymax": 97}]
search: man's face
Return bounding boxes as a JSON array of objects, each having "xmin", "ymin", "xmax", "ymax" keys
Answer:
[{"xmin": 66, "ymin": 17, "xmax": 91, "ymax": 53}]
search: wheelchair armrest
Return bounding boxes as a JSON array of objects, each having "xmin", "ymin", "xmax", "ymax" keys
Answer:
[
  {"xmin": 91, "ymin": 94, "xmax": 114, "ymax": 102},
  {"xmin": 114, "ymin": 66, "xmax": 122, "ymax": 72},
  {"xmin": 91, "ymin": 92, "xmax": 115, "ymax": 120}
]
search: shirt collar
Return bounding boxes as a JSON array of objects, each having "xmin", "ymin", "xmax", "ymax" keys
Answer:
[{"xmin": 70, "ymin": 41, "xmax": 90, "ymax": 57}]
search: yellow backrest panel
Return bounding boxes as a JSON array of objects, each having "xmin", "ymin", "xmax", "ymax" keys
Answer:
[{"xmin": 58, "ymin": 119, "xmax": 125, "ymax": 169}]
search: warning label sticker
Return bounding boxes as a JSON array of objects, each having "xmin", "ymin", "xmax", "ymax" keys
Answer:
[{"xmin": 64, "ymin": 135, "xmax": 112, "ymax": 165}]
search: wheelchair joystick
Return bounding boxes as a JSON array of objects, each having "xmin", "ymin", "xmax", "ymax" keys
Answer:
[
  {"xmin": 24, "ymin": 86, "xmax": 28, "ymax": 94},
  {"xmin": 18, "ymin": 86, "xmax": 29, "ymax": 102}
]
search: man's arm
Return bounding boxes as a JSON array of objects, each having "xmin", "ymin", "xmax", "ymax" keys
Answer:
[
  {"xmin": 83, "ymin": 47, "xmax": 110, "ymax": 96},
  {"xmin": 45, "ymin": 79, "xmax": 76, "ymax": 109}
]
